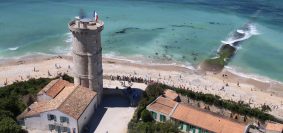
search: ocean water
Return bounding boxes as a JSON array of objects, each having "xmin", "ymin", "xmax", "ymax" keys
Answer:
[{"xmin": 0, "ymin": 0, "xmax": 283, "ymax": 82}]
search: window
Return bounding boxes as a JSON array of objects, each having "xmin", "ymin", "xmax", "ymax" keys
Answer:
[
  {"xmin": 189, "ymin": 125, "xmax": 196, "ymax": 133},
  {"xmin": 55, "ymin": 126, "xmax": 60, "ymax": 132},
  {"xmin": 186, "ymin": 124, "xmax": 190, "ymax": 132},
  {"xmin": 159, "ymin": 114, "xmax": 166, "ymax": 122},
  {"xmin": 47, "ymin": 114, "xmax": 56, "ymax": 121},
  {"xmin": 61, "ymin": 126, "xmax": 69, "ymax": 132},
  {"xmin": 179, "ymin": 122, "xmax": 184, "ymax": 130},
  {"xmin": 60, "ymin": 116, "xmax": 69, "ymax": 123},
  {"xmin": 151, "ymin": 111, "xmax": 157, "ymax": 119},
  {"xmin": 48, "ymin": 124, "xmax": 55, "ymax": 131},
  {"xmin": 198, "ymin": 128, "xmax": 202, "ymax": 133}
]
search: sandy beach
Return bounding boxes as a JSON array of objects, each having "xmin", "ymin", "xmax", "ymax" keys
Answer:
[{"xmin": 0, "ymin": 55, "xmax": 282, "ymax": 120}]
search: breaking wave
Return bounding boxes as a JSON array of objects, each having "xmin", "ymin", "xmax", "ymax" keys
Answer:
[
  {"xmin": 221, "ymin": 23, "xmax": 259, "ymax": 45},
  {"xmin": 8, "ymin": 46, "xmax": 19, "ymax": 51},
  {"xmin": 65, "ymin": 32, "xmax": 72, "ymax": 43}
]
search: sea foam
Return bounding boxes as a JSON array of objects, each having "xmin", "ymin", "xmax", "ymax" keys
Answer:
[
  {"xmin": 8, "ymin": 47, "xmax": 19, "ymax": 51},
  {"xmin": 221, "ymin": 23, "xmax": 260, "ymax": 45},
  {"xmin": 65, "ymin": 32, "xmax": 72, "ymax": 43}
]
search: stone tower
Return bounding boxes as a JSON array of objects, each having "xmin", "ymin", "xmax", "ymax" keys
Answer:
[{"xmin": 68, "ymin": 18, "xmax": 103, "ymax": 104}]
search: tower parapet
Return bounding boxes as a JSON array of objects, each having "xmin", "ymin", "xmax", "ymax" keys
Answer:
[{"xmin": 68, "ymin": 18, "xmax": 104, "ymax": 104}]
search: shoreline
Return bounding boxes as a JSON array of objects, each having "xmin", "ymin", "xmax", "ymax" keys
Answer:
[
  {"xmin": 0, "ymin": 54, "xmax": 282, "ymax": 119},
  {"xmin": 0, "ymin": 53, "xmax": 282, "ymax": 89},
  {"xmin": 1, "ymin": 51, "xmax": 282, "ymax": 85}
]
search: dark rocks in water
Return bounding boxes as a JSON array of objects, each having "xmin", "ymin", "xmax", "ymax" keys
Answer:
[
  {"xmin": 191, "ymin": 52, "xmax": 198, "ymax": 56},
  {"xmin": 182, "ymin": 56, "xmax": 186, "ymax": 59},
  {"xmin": 171, "ymin": 24, "xmax": 187, "ymax": 27},
  {"xmin": 115, "ymin": 27, "xmax": 140, "ymax": 34},
  {"xmin": 115, "ymin": 27, "xmax": 163, "ymax": 34},
  {"xmin": 209, "ymin": 22, "xmax": 221, "ymax": 25},
  {"xmin": 163, "ymin": 45, "xmax": 181, "ymax": 50},
  {"xmin": 171, "ymin": 24, "xmax": 200, "ymax": 29},
  {"xmin": 152, "ymin": 27, "xmax": 165, "ymax": 30},
  {"xmin": 200, "ymin": 44, "xmax": 236, "ymax": 73},
  {"xmin": 155, "ymin": 52, "xmax": 158, "ymax": 55}
]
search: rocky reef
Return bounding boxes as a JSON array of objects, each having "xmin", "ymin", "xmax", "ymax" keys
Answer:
[{"xmin": 200, "ymin": 44, "xmax": 236, "ymax": 72}]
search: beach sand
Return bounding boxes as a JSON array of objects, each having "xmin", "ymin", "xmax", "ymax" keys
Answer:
[{"xmin": 0, "ymin": 55, "xmax": 282, "ymax": 120}]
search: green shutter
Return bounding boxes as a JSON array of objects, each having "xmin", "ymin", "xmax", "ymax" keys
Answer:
[
  {"xmin": 151, "ymin": 112, "xmax": 157, "ymax": 119},
  {"xmin": 179, "ymin": 122, "xmax": 183, "ymax": 130},
  {"xmin": 199, "ymin": 128, "xmax": 202, "ymax": 133},
  {"xmin": 186, "ymin": 124, "xmax": 190, "ymax": 131},
  {"xmin": 189, "ymin": 125, "xmax": 195, "ymax": 133},
  {"xmin": 160, "ymin": 115, "xmax": 166, "ymax": 122}
]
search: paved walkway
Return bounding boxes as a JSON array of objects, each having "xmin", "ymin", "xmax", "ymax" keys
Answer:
[
  {"xmin": 89, "ymin": 95, "xmax": 135, "ymax": 133},
  {"xmin": 88, "ymin": 80, "xmax": 147, "ymax": 133}
]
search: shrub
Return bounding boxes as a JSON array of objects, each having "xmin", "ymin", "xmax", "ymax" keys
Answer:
[
  {"xmin": 0, "ymin": 117, "xmax": 21, "ymax": 133},
  {"xmin": 141, "ymin": 109, "xmax": 153, "ymax": 122},
  {"xmin": 0, "ymin": 77, "xmax": 55, "ymax": 133},
  {"xmin": 128, "ymin": 83, "xmax": 179, "ymax": 132}
]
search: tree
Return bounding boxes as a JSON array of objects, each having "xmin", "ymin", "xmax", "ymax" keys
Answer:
[
  {"xmin": 145, "ymin": 83, "xmax": 165, "ymax": 98},
  {"xmin": 141, "ymin": 109, "xmax": 153, "ymax": 122},
  {"xmin": 0, "ymin": 117, "xmax": 21, "ymax": 133}
]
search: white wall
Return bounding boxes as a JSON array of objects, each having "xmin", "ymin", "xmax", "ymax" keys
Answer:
[
  {"xmin": 24, "ymin": 110, "xmax": 78, "ymax": 133},
  {"xmin": 78, "ymin": 96, "xmax": 97, "ymax": 132},
  {"xmin": 146, "ymin": 107, "xmax": 170, "ymax": 122}
]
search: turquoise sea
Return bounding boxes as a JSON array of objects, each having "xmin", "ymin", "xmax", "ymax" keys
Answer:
[{"xmin": 0, "ymin": 0, "xmax": 283, "ymax": 82}]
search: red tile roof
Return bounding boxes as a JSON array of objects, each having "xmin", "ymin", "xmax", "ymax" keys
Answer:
[
  {"xmin": 147, "ymin": 96, "xmax": 177, "ymax": 115},
  {"xmin": 266, "ymin": 122, "xmax": 283, "ymax": 132},
  {"xmin": 18, "ymin": 79, "xmax": 97, "ymax": 120},
  {"xmin": 58, "ymin": 86, "xmax": 97, "ymax": 119},
  {"xmin": 45, "ymin": 79, "xmax": 70, "ymax": 98},
  {"xmin": 163, "ymin": 89, "xmax": 178, "ymax": 100},
  {"xmin": 171, "ymin": 104, "xmax": 246, "ymax": 133}
]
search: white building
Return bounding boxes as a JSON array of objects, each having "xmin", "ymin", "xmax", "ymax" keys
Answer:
[{"xmin": 18, "ymin": 79, "xmax": 98, "ymax": 133}]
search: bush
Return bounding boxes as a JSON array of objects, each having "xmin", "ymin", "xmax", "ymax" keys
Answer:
[
  {"xmin": 128, "ymin": 83, "xmax": 179, "ymax": 132},
  {"xmin": 61, "ymin": 74, "xmax": 74, "ymax": 83},
  {"xmin": 141, "ymin": 109, "xmax": 153, "ymax": 122},
  {"xmin": 128, "ymin": 121, "xmax": 179, "ymax": 133},
  {"xmin": 0, "ymin": 117, "xmax": 21, "ymax": 133},
  {"xmin": 0, "ymin": 77, "xmax": 56, "ymax": 133}
]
